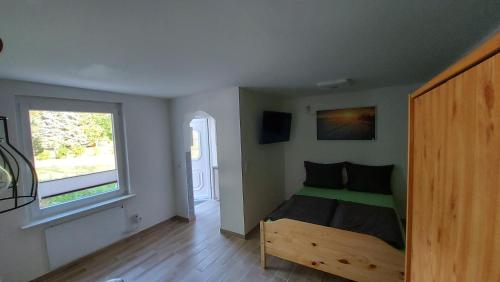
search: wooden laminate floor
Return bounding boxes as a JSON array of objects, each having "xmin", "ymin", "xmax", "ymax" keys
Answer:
[{"xmin": 35, "ymin": 200, "xmax": 349, "ymax": 282}]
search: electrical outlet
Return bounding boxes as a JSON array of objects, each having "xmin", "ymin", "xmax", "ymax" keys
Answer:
[
  {"xmin": 123, "ymin": 214, "xmax": 142, "ymax": 235},
  {"xmin": 131, "ymin": 214, "xmax": 142, "ymax": 224}
]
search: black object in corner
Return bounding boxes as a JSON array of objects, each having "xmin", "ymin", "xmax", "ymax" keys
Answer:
[{"xmin": 260, "ymin": 111, "xmax": 292, "ymax": 144}]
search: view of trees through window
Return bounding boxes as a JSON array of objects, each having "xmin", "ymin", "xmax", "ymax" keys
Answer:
[{"xmin": 29, "ymin": 110, "xmax": 119, "ymax": 208}]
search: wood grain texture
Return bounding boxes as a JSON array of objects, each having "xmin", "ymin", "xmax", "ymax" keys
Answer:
[
  {"xmin": 404, "ymin": 94, "xmax": 415, "ymax": 280},
  {"xmin": 408, "ymin": 53, "xmax": 500, "ymax": 281},
  {"xmin": 411, "ymin": 32, "xmax": 500, "ymax": 98},
  {"xmin": 262, "ymin": 219, "xmax": 405, "ymax": 282},
  {"xmin": 33, "ymin": 201, "xmax": 349, "ymax": 282},
  {"xmin": 260, "ymin": 220, "xmax": 266, "ymax": 269}
]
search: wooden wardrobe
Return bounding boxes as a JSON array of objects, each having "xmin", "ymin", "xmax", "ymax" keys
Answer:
[{"xmin": 406, "ymin": 33, "xmax": 500, "ymax": 281}]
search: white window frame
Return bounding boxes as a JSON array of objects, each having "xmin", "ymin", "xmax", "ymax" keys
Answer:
[{"xmin": 16, "ymin": 96, "xmax": 131, "ymax": 221}]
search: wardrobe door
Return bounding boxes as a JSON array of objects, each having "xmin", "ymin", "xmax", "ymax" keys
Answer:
[{"xmin": 408, "ymin": 53, "xmax": 500, "ymax": 282}]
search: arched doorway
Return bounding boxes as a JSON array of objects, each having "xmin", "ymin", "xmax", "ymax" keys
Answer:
[{"xmin": 185, "ymin": 111, "xmax": 219, "ymax": 220}]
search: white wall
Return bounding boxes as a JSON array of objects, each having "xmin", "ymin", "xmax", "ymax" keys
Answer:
[
  {"xmin": 281, "ymin": 84, "xmax": 417, "ymax": 216},
  {"xmin": 0, "ymin": 79, "xmax": 175, "ymax": 282},
  {"xmin": 0, "ymin": 79, "xmax": 414, "ymax": 280},
  {"xmin": 169, "ymin": 88, "xmax": 246, "ymax": 235},
  {"xmin": 239, "ymin": 89, "xmax": 285, "ymax": 233}
]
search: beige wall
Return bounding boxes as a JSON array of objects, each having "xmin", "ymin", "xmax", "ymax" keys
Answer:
[
  {"xmin": 169, "ymin": 87, "xmax": 246, "ymax": 235},
  {"xmin": 237, "ymin": 84, "xmax": 415, "ymax": 230},
  {"xmin": 281, "ymin": 84, "xmax": 418, "ymax": 216},
  {"xmin": 239, "ymin": 89, "xmax": 285, "ymax": 233}
]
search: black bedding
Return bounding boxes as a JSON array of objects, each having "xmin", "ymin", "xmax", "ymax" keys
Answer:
[
  {"xmin": 266, "ymin": 195, "xmax": 404, "ymax": 249},
  {"xmin": 266, "ymin": 195, "xmax": 337, "ymax": 226},
  {"xmin": 330, "ymin": 201, "xmax": 404, "ymax": 249}
]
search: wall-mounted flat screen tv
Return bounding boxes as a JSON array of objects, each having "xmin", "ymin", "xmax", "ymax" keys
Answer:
[{"xmin": 260, "ymin": 111, "xmax": 292, "ymax": 144}]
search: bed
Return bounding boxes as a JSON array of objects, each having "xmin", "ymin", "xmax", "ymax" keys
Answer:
[{"xmin": 260, "ymin": 186, "xmax": 405, "ymax": 282}]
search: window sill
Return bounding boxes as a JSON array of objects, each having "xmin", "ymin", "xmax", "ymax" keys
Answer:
[{"xmin": 21, "ymin": 194, "xmax": 136, "ymax": 230}]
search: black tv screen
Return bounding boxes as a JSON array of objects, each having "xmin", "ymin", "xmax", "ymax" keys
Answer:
[{"xmin": 260, "ymin": 111, "xmax": 292, "ymax": 144}]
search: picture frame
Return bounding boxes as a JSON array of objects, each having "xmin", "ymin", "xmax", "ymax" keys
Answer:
[{"xmin": 317, "ymin": 106, "xmax": 376, "ymax": 140}]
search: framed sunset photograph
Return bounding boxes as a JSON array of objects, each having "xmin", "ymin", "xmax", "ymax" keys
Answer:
[{"xmin": 317, "ymin": 106, "xmax": 376, "ymax": 140}]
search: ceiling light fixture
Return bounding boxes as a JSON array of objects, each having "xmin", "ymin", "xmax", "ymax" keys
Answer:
[
  {"xmin": 0, "ymin": 116, "xmax": 38, "ymax": 214},
  {"xmin": 316, "ymin": 78, "xmax": 353, "ymax": 89},
  {"xmin": 0, "ymin": 37, "xmax": 3, "ymax": 54}
]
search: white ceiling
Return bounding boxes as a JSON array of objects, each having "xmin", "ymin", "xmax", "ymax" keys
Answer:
[{"xmin": 0, "ymin": 1, "xmax": 499, "ymax": 97}]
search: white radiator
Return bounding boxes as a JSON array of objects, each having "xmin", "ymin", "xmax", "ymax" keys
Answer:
[{"xmin": 45, "ymin": 206, "xmax": 127, "ymax": 269}]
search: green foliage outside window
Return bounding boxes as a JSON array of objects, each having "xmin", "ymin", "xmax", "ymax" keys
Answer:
[
  {"xmin": 36, "ymin": 150, "xmax": 51, "ymax": 160},
  {"xmin": 31, "ymin": 111, "xmax": 114, "ymax": 160},
  {"xmin": 40, "ymin": 182, "xmax": 119, "ymax": 208},
  {"xmin": 55, "ymin": 146, "xmax": 70, "ymax": 159},
  {"xmin": 29, "ymin": 111, "xmax": 117, "ymax": 182}
]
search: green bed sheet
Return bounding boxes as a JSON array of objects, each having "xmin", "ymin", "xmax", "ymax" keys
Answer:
[{"xmin": 296, "ymin": 186, "xmax": 397, "ymax": 209}]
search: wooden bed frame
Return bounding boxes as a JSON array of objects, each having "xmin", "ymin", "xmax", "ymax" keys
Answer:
[{"xmin": 260, "ymin": 219, "xmax": 405, "ymax": 282}]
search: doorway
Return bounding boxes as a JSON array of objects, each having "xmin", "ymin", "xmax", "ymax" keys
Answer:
[{"xmin": 188, "ymin": 114, "xmax": 219, "ymax": 216}]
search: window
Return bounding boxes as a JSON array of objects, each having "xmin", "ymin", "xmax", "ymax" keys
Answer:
[
  {"xmin": 18, "ymin": 97, "xmax": 129, "ymax": 219},
  {"xmin": 191, "ymin": 129, "xmax": 201, "ymax": 160},
  {"xmin": 30, "ymin": 111, "xmax": 119, "ymax": 208}
]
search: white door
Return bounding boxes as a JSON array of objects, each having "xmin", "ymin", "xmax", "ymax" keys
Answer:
[{"xmin": 190, "ymin": 118, "xmax": 211, "ymax": 200}]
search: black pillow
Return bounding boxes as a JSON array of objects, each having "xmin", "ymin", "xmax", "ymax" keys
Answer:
[
  {"xmin": 345, "ymin": 162, "xmax": 393, "ymax": 194},
  {"xmin": 303, "ymin": 161, "xmax": 344, "ymax": 189}
]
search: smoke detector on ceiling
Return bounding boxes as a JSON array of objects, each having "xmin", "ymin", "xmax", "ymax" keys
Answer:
[{"xmin": 316, "ymin": 78, "xmax": 353, "ymax": 89}]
